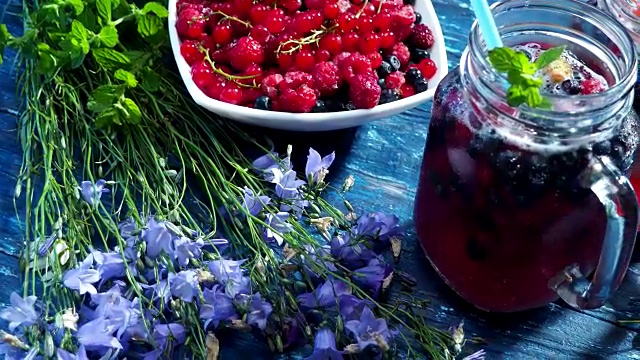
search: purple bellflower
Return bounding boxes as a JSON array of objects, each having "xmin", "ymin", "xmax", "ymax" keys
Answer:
[
  {"xmin": 246, "ymin": 293, "xmax": 273, "ymax": 331},
  {"xmin": 169, "ymin": 270, "xmax": 199, "ymax": 302},
  {"xmin": 305, "ymin": 148, "xmax": 335, "ymax": 184},
  {"xmin": 199, "ymin": 285, "xmax": 237, "ymax": 328},
  {"xmin": 143, "ymin": 279, "xmax": 172, "ymax": 306},
  {"xmin": 265, "ymin": 212, "xmax": 293, "ymax": 246},
  {"xmin": 79, "ymin": 179, "xmax": 110, "ymax": 206},
  {"xmin": 330, "ymin": 233, "xmax": 377, "ymax": 269},
  {"xmin": 304, "ymin": 328, "xmax": 343, "ymax": 360},
  {"xmin": 63, "ymin": 256, "xmax": 100, "ymax": 295},
  {"xmin": 338, "ymin": 294, "xmax": 373, "ymax": 322},
  {"xmin": 152, "ymin": 322, "xmax": 187, "ymax": 349},
  {"xmin": 141, "ymin": 219, "xmax": 175, "ymax": 259},
  {"xmin": 297, "ymin": 279, "xmax": 351, "ymax": 309},
  {"xmin": 345, "ymin": 306, "xmax": 391, "ymax": 351},
  {"xmin": 90, "ymin": 286, "xmax": 141, "ymax": 339},
  {"xmin": 208, "ymin": 259, "xmax": 246, "ymax": 281},
  {"xmin": 76, "ymin": 318, "xmax": 122, "ymax": 351},
  {"xmin": 271, "ymin": 169, "xmax": 306, "ymax": 199},
  {"xmin": 0, "ymin": 292, "xmax": 38, "ymax": 331},
  {"xmin": 352, "ymin": 259, "xmax": 391, "ymax": 297},
  {"xmin": 173, "ymin": 237, "xmax": 204, "ymax": 267},
  {"xmin": 353, "ymin": 212, "xmax": 401, "ymax": 243},
  {"xmin": 242, "ymin": 187, "xmax": 271, "ymax": 216},
  {"xmin": 252, "ymin": 152, "xmax": 292, "ymax": 181},
  {"xmin": 91, "ymin": 251, "xmax": 127, "ymax": 285},
  {"xmin": 56, "ymin": 346, "xmax": 88, "ymax": 360},
  {"xmin": 463, "ymin": 350, "xmax": 486, "ymax": 360}
]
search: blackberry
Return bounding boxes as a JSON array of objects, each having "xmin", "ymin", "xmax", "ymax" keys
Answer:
[
  {"xmin": 592, "ymin": 140, "xmax": 611, "ymax": 156},
  {"xmin": 405, "ymin": 68, "xmax": 422, "ymax": 85},
  {"xmin": 414, "ymin": 12, "xmax": 422, "ymax": 24},
  {"xmin": 377, "ymin": 61, "xmax": 394, "ymax": 78},
  {"xmin": 414, "ymin": 78, "xmax": 429, "ymax": 93},
  {"xmin": 254, "ymin": 96, "xmax": 272, "ymax": 110},
  {"xmin": 410, "ymin": 48, "xmax": 430, "ymax": 63},
  {"xmin": 311, "ymin": 100, "xmax": 328, "ymax": 112},
  {"xmin": 379, "ymin": 89, "xmax": 401, "ymax": 104},
  {"xmin": 561, "ymin": 79, "xmax": 581, "ymax": 95},
  {"xmin": 378, "ymin": 78, "xmax": 387, "ymax": 89},
  {"xmin": 385, "ymin": 55, "xmax": 401, "ymax": 71}
]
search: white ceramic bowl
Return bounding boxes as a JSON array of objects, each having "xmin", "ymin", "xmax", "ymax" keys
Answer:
[{"xmin": 168, "ymin": 0, "xmax": 448, "ymax": 131}]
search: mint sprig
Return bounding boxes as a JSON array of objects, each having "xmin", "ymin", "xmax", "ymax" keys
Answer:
[{"xmin": 487, "ymin": 45, "xmax": 566, "ymax": 109}]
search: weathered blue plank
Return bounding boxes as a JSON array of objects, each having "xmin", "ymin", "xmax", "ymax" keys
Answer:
[{"xmin": 0, "ymin": 0, "xmax": 639, "ymax": 358}]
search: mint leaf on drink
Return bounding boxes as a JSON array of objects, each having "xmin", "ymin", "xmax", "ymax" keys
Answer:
[{"xmin": 487, "ymin": 45, "xmax": 566, "ymax": 109}]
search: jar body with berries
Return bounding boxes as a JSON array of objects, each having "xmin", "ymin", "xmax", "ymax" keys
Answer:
[
  {"xmin": 598, "ymin": 0, "xmax": 640, "ymax": 218},
  {"xmin": 414, "ymin": 0, "xmax": 640, "ymax": 312}
]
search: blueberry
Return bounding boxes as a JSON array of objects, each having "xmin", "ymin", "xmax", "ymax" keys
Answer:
[
  {"xmin": 561, "ymin": 79, "xmax": 581, "ymax": 95},
  {"xmin": 592, "ymin": 140, "xmax": 611, "ymax": 156},
  {"xmin": 254, "ymin": 96, "xmax": 272, "ymax": 110},
  {"xmin": 466, "ymin": 236, "xmax": 488, "ymax": 261},
  {"xmin": 379, "ymin": 89, "xmax": 401, "ymax": 104},
  {"xmin": 343, "ymin": 101, "xmax": 357, "ymax": 111},
  {"xmin": 311, "ymin": 100, "xmax": 328, "ymax": 113},
  {"xmin": 378, "ymin": 78, "xmax": 387, "ymax": 89},
  {"xmin": 377, "ymin": 61, "xmax": 394, "ymax": 78},
  {"xmin": 414, "ymin": 12, "xmax": 422, "ymax": 24},
  {"xmin": 414, "ymin": 78, "xmax": 429, "ymax": 93},
  {"xmin": 405, "ymin": 68, "xmax": 422, "ymax": 85},
  {"xmin": 410, "ymin": 48, "xmax": 430, "ymax": 63},
  {"xmin": 385, "ymin": 55, "xmax": 401, "ymax": 71},
  {"xmin": 404, "ymin": 0, "xmax": 416, "ymax": 5}
]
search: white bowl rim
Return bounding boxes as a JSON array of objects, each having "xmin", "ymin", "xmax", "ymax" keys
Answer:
[{"xmin": 168, "ymin": 0, "xmax": 449, "ymax": 129}]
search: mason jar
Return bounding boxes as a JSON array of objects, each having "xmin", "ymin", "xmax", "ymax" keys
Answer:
[{"xmin": 414, "ymin": 0, "xmax": 639, "ymax": 312}]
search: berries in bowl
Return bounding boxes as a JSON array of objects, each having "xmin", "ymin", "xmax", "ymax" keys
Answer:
[{"xmin": 168, "ymin": 0, "xmax": 447, "ymax": 131}]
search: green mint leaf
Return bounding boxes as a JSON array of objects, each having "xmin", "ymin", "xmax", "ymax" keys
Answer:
[
  {"xmin": 89, "ymin": 84, "xmax": 124, "ymax": 107},
  {"xmin": 487, "ymin": 47, "xmax": 516, "ymax": 73},
  {"xmin": 77, "ymin": 8, "xmax": 99, "ymax": 32},
  {"xmin": 115, "ymin": 69, "xmax": 138, "ymax": 87},
  {"xmin": 0, "ymin": 24, "xmax": 12, "ymax": 65},
  {"xmin": 120, "ymin": 98, "xmax": 141, "ymax": 123},
  {"xmin": 512, "ymin": 52, "xmax": 537, "ymax": 74},
  {"xmin": 535, "ymin": 46, "xmax": 566, "ymax": 70},
  {"xmin": 142, "ymin": 2, "xmax": 169, "ymax": 18},
  {"xmin": 96, "ymin": 0, "xmax": 112, "ymax": 21},
  {"xmin": 137, "ymin": 14, "xmax": 163, "ymax": 38},
  {"xmin": 60, "ymin": 39, "xmax": 86, "ymax": 68},
  {"xmin": 98, "ymin": 26, "xmax": 118, "ymax": 47},
  {"xmin": 66, "ymin": 0, "xmax": 85, "ymax": 15},
  {"xmin": 523, "ymin": 87, "xmax": 545, "ymax": 108},
  {"xmin": 92, "ymin": 48, "xmax": 130, "ymax": 69},
  {"xmin": 70, "ymin": 20, "xmax": 89, "ymax": 40},
  {"xmin": 140, "ymin": 67, "xmax": 160, "ymax": 92},
  {"xmin": 95, "ymin": 108, "xmax": 122, "ymax": 128}
]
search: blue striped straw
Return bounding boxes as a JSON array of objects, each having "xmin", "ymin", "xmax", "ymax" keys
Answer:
[{"xmin": 469, "ymin": 0, "xmax": 503, "ymax": 50}]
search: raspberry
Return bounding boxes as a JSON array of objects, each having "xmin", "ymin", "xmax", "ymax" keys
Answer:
[
  {"xmin": 580, "ymin": 78, "xmax": 605, "ymax": 95},
  {"xmin": 387, "ymin": 42, "xmax": 410, "ymax": 67},
  {"xmin": 349, "ymin": 74, "xmax": 382, "ymax": 109},
  {"xmin": 386, "ymin": 72, "xmax": 405, "ymax": 89},
  {"xmin": 280, "ymin": 71, "xmax": 315, "ymax": 91},
  {"xmin": 311, "ymin": 61, "xmax": 341, "ymax": 96},
  {"xmin": 390, "ymin": 5, "xmax": 416, "ymax": 41},
  {"xmin": 277, "ymin": 86, "xmax": 317, "ymax": 112},
  {"xmin": 410, "ymin": 24, "xmax": 435, "ymax": 49},
  {"xmin": 262, "ymin": 74, "xmax": 284, "ymax": 98},
  {"xmin": 338, "ymin": 53, "xmax": 372, "ymax": 81},
  {"xmin": 367, "ymin": 52, "xmax": 382, "ymax": 68},
  {"xmin": 228, "ymin": 36, "xmax": 264, "ymax": 71},
  {"xmin": 417, "ymin": 58, "xmax": 437, "ymax": 79},
  {"xmin": 180, "ymin": 40, "xmax": 203, "ymax": 66},
  {"xmin": 358, "ymin": 33, "xmax": 380, "ymax": 54}
]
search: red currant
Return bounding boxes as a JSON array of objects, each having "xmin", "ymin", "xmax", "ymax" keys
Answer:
[
  {"xmin": 319, "ymin": 33, "xmax": 342, "ymax": 54},
  {"xmin": 367, "ymin": 52, "xmax": 382, "ymax": 68},
  {"xmin": 357, "ymin": 16, "xmax": 374, "ymax": 34},
  {"xmin": 309, "ymin": 10, "xmax": 324, "ymax": 29},
  {"xmin": 180, "ymin": 40, "xmax": 202, "ymax": 66},
  {"xmin": 264, "ymin": 10, "xmax": 287, "ymax": 34},
  {"xmin": 295, "ymin": 51, "xmax": 316, "ymax": 72},
  {"xmin": 418, "ymin": 58, "xmax": 437, "ymax": 79},
  {"xmin": 212, "ymin": 21, "xmax": 233, "ymax": 46},
  {"xmin": 306, "ymin": 0, "xmax": 326, "ymax": 10},
  {"xmin": 219, "ymin": 87, "xmax": 244, "ymax": 105},
  {"xmin": 337, "ymin": 13, "xmax": 356, "ymax": 32},
  {"xmin": 187, "ymin": 18, "xmax": 206, "ymax": 39},
  {"xmin": 379, "ymin": 31, "xmax": 395, "ymax": 49},
  {"xmin": 358, "ymin": 33, "xmax": 380, "ymax": 54},
  {"xmin": 373, "ymin": 13, "xmax": 392, "ymax": 31},
  {"xmin": 316, "ymin": 49, "xmax": 331, "ymax": 62},
  {"xmin": 362, "ymin": 3, "xmax": 376, "ymax": 16},
  {"xmin": 282, "ymin": 0, "xmax": 302, "ymax": 13},
  {"xmin": 250, "ymin": 25, "xmax": 271, "ymax": 44},
  {"xmin": 232, "ymin": 0, "xmax": 253, "ymax": 16},
  {"xmin": 206, "ymin": 76, "xmax": 229, "ymax": 100},
  {"xmin": 399, "ymin": 83, "xmax": 416, "ymax": 98},
  {"xmin": 277, "ymin": 53, "xmax": 295, "ymax": 70},
  {"xmin": 191, "ymin": 61, "xmax": 215, "ymax": 91},
  {"xmin": 241, "ymin": 64, "xmax": 264, "ymax": 85},
  {"xmin": 249, "ymin": 5, "xmax": 270, "ymax": 24},
  {"xmin": 323, "ymin": 3, "xmax": 340, "ymax": 19},
  {"xmin": 342, "ymin": 32, "xmax": 359, "ymax": 52}
]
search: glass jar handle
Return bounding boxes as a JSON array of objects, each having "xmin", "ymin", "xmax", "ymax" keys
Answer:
[{"xmin": 549, "ymin": 155, "xmax": 639, "ymax": 309}]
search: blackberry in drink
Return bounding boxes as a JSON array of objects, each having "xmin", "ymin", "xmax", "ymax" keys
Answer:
[{"xmin": 415, "ymin": 0, "xmax": 640, "ymax": 312}]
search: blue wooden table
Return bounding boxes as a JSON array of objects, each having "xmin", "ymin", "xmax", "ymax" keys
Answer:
[{"xmin": 2, "ymin": 0, "xmax": 640, "ymax": 358}]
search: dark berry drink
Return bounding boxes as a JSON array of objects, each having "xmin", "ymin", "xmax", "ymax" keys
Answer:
[{"xmin": 414, "ymin": 44, "xmax": 640, "ymax": 312}]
